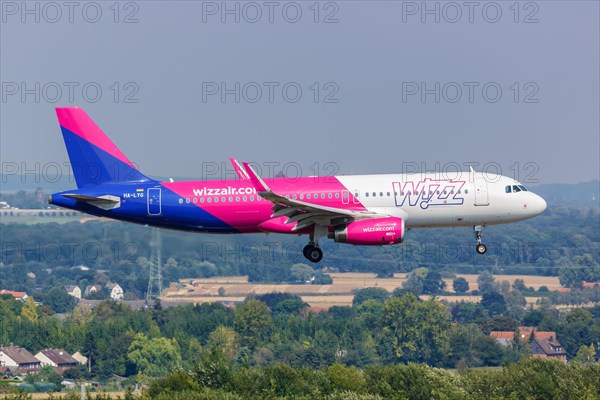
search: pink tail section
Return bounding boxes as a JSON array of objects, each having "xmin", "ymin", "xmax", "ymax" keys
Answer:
[{"xmin": 56, "ymin": 107, "xmax": 137, "ymax": 169}]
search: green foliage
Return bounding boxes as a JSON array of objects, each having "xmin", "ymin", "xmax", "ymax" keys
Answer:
[
  {"xmin": 352, "ymin": 288, "xmax": 390, "ymax": 306},
  {"xmin": 44, "ymin": 287, "xmax": 78, "ymax": 313},
  {"xmin": 233, "ymin": 300, "xmax": 273, "ymax": 349},
  {"xmin": 127, "ymin": 333, "xmax": 182, "ymax": 377},
  {"xmin": 452, "ymin": 277, "xmax": 469, "ymax": 294},
  {"xmin": 381, "ymin": 294, "xmax": 451, "ymax": 365},
  {"xmin": 290, "ymin": 263, "xmax": 314, "ymax": 283},
  {"xmin": 422, "ymin": 270, "xmax": 446, "ymax": 294}
]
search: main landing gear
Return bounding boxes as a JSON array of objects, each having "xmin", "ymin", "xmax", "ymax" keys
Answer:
[
  {"xmin": 474, "ymin": 225, "xmax": 487, "ymax": 254},
  {"xmin": 303, "ymin": 243, "xmax": 323, "ymax": 263},
  {"xmin": 303, "ymin": 226, "xmax": 328, "ymax": 263}
]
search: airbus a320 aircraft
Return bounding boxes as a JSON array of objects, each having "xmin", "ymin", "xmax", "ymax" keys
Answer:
[{"xmin": 49, "ymin": 108, "xmax": 547, "ymax": 263}]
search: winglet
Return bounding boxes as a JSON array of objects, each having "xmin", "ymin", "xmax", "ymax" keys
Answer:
[
  {"xmin": 229, "ymin": 158, "xmax": 250, "ymax": 180},
  {"xmin": 242, "ymin": 162, "xmax": 271, "ymax": 193}
]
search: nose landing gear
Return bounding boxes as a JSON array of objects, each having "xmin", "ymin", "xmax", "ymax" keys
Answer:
[{"xmin": 474, "ymin": 225, "xmax": 487, "ymax": 254}]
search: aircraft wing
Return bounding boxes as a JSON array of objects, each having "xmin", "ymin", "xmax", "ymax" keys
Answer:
[{"xmin": 242, "ymin": 162, "xmax": 381, "ymax": 231}]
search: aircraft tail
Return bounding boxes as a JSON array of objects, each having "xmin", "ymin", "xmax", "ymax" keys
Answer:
[{"xmin": 56, "ymin": 107, "xmax": 151, "ymax": 188}]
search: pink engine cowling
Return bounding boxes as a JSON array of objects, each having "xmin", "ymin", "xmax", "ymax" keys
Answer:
[{"xmin": 332, "ymin": 217, "xmax": 405, "ymax": 246}]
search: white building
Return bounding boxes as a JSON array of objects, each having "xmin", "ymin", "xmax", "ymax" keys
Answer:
[
  {"xmin": 64, "ymin": 285, "xmax": 81, "ymax": 299},
  {"xmin": 106, "ymin": 283, "xmax": 124, "ymax": 300}
]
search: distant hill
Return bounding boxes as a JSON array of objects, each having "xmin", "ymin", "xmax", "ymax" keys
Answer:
[{"xmin": 531, "ymin": 180, "xmax": 599, "ymax": 208}]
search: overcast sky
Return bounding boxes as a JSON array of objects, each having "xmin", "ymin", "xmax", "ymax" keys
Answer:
[{"xmin": 1, "ymin": 1, "xmax": 598, "ymax": 185}]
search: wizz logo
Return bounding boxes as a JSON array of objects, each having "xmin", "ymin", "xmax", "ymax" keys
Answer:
[{"xmin": 393, "ymin": 178, "xmax": 465, "ymax": 209}]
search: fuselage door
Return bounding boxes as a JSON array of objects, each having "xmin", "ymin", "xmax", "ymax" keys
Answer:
[
  {"xmin": 342, "ymin": 190, "xmax": 350, "ymax": 205},
  {"xmin": 147, "ymin": 188, "xmax": 162, "ymax": 215},
  {"xmin": 474, "ymin": 178, "xmax": 489, "ymax": 206}
]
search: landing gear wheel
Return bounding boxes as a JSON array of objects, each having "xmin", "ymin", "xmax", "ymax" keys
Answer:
[
  {"xmin": 476, "ymin": 243, "xmax": 487, "ymax": 254},
  {"xmin": 303, "ymin": 244, "xmax": 314, "ymax": 259},
  {"xmin": 304, "ymin": 245, "xmax": 323, "ymax": 263},
  {"xmin": 474, "ymin": 225, "xmax": 486, "ymax": 255}
]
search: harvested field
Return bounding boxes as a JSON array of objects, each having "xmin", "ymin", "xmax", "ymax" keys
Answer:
[{"xmin": 164, "ymin": 272, "xmax": 560, "ymax": 309}]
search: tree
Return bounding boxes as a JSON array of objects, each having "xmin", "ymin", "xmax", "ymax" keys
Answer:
[
  {"xmin": 290, "ymin": 263, "xmax": 314, "ymax": 283},
  {"xmin": 233, "ymin": 299, "xmax": 273, "ymax": 349},
  {"xmin": 402, "ymin": 269, "xmax": 426, "ymax": 294},
  {"xmin": 512, "ymin": 278, "xmax": 527, "ymax": 292},
  {"xmin": 451, "ymin": 302, "xmax": 488, "ymax": 324},
  {"xmin": 127, "ymin": 333, "xmax": 182, "ymax": 378},
  {"xmin": 382, "ymin": 293, "xmax": 451, "ymax": 365},
  {"xmin": 573, "ymin": 344, "xmax": 596, "ymax": 364},
  {"xmin": 353, "ymin": 287, "xmax": 390, "ymax": 306},
  {"xmin": 481, "ymin": 291, "xmax": 506, "ymax": 317},
  {"xmin": 477, "ymin": 271, "xmax": 497, "ymax": 294},
  {"xmin": 21, "ymin": 296, "xmax": 39, "ymax": 323},
  {"xmin": 207, "ymin": 326, "xmax": 238, "ymax": 360},
  {"xmin": 452, "ymin": 277, "xmax": 469, "ymax": 294},
  {"xmin": 422, "ymin": 270, "xmax": 446, "ymax": 294},
  {"xmin": 44, "ymin": 287, "xmax": 78, "ymax": 313}
]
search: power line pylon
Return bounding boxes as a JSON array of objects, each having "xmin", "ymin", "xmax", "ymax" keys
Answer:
[{"xmin": 146, "ymin": 228, "xmax": 162, "ymax": 302}]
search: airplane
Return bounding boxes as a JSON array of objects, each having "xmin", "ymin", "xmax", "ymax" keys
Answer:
[{"xmin": 49, "ymin": 107, "xmax": 547, "ymax": 263}]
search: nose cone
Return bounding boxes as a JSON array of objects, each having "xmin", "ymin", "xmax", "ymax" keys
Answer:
[{"xmin": 530, "ymin": 194, "xmax": 547, "ymax": 216}]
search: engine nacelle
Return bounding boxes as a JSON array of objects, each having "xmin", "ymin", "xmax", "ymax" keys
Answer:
[{"xmin": 332, "ymin": 217, "xmax": 405, "ymax": 246}]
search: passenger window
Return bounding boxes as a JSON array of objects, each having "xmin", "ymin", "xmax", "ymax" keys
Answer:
[
  {"xmin": 328, "ymin": 193, "xmax": 332, "ymax": 199},
  {"xmin": 465, "ymin": 189, "xmax": 468, "ymax": 194},
  {"xmin": 505, "ymin": 186, "xmax": 512, "ymax": 193},
  {"xmin": 387, "ymin": 192, "xmax": 390, "ymax": 196},
  {"xmin": 321, "ymin": 193, "xmax": 325, "ymax": 199},
  {"xmin": 250, "ymin": 196, "xmax": 254, "ymax": 201},
  {"xmin": 380, "ymin": 192, "xmax": 383, "ymax": 197},
  {"xmin": 178, "ymin": 198, "xmax": 183, "ymax": 204},
  {"xmin": 335, "ymin": 193, "xmax": 340, "ymax": 199},
  {"xmin": 207, "ymin": 197, "xmax": 212, "ymax": 203},
  {"xmin": 200, "ymin": 198, "xmax": 205, "ymax": 203},
  {"xmin": 235, "ymin": 196, "xmax": 240, "ymax": 202},
  {"xmin": 214, "ymin": 197, "xmax": 219, "ymax": 203},
  {"xmin": 193, "ymin": 198, "xmax": 197, "ymax": 203},
  {"xmin": 292, "ymin": 194, "xmax": 297, "ymax": 199},
  {"xmin": 372, "ymin": 192, "xmax": 376, "ymax": 197},
  {"xmin": 300, "ymin": 194, "xmax": 304, "ymax": 199},
  {"xmin": 307, "ymin": 194, "xmax": 311, "ymax": 199},
  {"xmin": 365, "ymin": 193, "xmax": 369, "ymax": 197},
  {"xmin": 243, "ymin": 196, "xmax": 247, "ymax": 201}
]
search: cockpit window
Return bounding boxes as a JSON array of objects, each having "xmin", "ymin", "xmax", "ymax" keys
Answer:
[
  {"xmin": 505, "ymin": 185, "xmax": 512, "ymax": 193},
  {"xmin": 512, "ymin": 185, "xmax": 521, "ymax": 192},
  {"xmin": 518, "ymin": 185, "xmax": 528, "ymax": 191}
]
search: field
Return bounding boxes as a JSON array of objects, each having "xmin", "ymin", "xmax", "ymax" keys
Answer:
[{"xmin": 162, "ymin": 272, "xmax": 560, "ymax": 308}]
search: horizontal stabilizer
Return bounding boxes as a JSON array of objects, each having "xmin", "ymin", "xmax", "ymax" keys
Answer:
[{"xmin": 62, "ymin": 194, "xmax": 121, "ymax": 210}]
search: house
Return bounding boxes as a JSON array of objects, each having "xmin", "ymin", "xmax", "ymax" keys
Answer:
[
  {"xmin": 0, "ymin": 290, "xmax": 28, "ymax": 302},
  {"xmin": 35, "ymin": 349, "xmax": 79, "ymax": 373},
  {"xmin": 64, "ymin": 285, "xmax": 81, "ymax": 299},
  {"xmin": 71, "ymin": 351, "xmax": 87, "ymax": 366},
  {"xmin": 106, "ymin": 283, "xmax": 124, "ymax": 300},
  {"xmin": 0, "ymin": 345, "xmax": 41, "ymax": 374},
  {"xmin": 490, "ymin": 327, "xmax": 567, "ymax": 363},
  {"xmin": 84, "ymin": 285, "xmax": 103, "ymax": 298}
]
